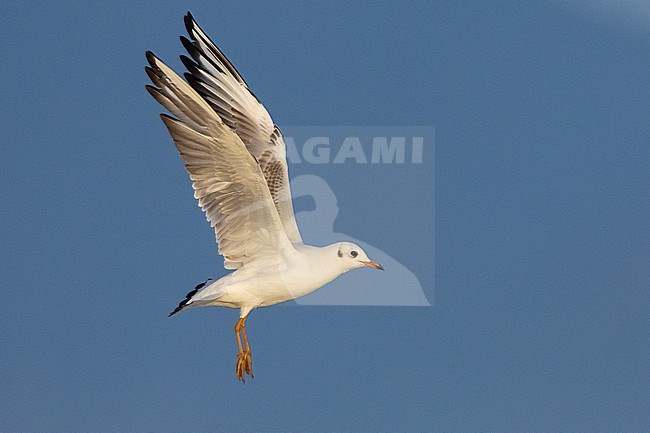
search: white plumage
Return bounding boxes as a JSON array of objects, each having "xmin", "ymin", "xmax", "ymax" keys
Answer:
[{"xmin": 146, "ymin": 12, "xmax": 384, "ymax": 382}]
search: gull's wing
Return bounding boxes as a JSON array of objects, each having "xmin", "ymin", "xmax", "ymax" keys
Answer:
[
  {"xmin": 178, "ymin": 12, "xmax": 303, "ymax": 245},
  {"xmin": 145, "ymin": 51, "xmax": 295, "ymax": 269}
]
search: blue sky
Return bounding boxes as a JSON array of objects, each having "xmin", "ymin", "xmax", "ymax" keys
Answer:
[{"xmin": 1, "ymin": 1, "xmax": 649, "ymax": 431}]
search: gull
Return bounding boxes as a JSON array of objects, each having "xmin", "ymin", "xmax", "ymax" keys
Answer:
[{"xmin": 145, "ymin": 12, "xmax": 384, "ymax": 382}]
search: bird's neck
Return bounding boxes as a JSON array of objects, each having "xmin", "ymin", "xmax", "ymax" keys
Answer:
[{"xmin": 299, "ymin": 243, "xmax": 349, "ymax": 284}]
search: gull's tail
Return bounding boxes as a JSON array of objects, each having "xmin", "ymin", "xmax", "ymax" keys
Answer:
[{"xmin": 168, "ymin": 278, "xmax": 213, "ymax": 317}]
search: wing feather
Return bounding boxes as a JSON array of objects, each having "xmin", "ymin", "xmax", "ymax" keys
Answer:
[
  {"xmin": 146, "ymin": 51, "xmax": 295, "ymax": 269},
  {"xmin": 180, "ymin": 12, "xmax": 303, "ymax": 245}
]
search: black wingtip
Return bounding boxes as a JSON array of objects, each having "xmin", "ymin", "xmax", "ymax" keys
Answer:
[
  {"xmin": 145, "ymin": 50, "xmax": 158, "ymax": 66},
  {"xmin": 183, "ymin": 71, "xmax": 197, "ymax": 86},
  {"xmin": 144, "ymin": 65, "xmax": 155, "ymax": 77},
  {"xmin": 194, "ymin": 278, "xmax": 212, "ymax": 290},
  {"xmin": 184, "ymin": 11, "xmax": 196, "ymax": 33},
  {"xmin": 168, "ymin": 299, "xmax": 186, "ymax": 318},
  {"xmin": 144, "ymin": 84, "xmax": 158, "ymax": 97},
  {"xmin": 167, "ymin": 278, "xmax": 212, "ymax": 318},
  {"xmin": 179, "ymin": 35, "xmax": 195, "ymax": 53},
  {"xmin": 180, "ymin": 54, "xmax": 201, "ymax": 75},
  {"xmin": 179, "ymin": 54, "xmax": 193, "ymax": 66}
]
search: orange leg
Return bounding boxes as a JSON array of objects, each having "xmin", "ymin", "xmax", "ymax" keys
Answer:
[{"xmin": 234, "ymin": 316, "xmax": 253, "ymax": 382}]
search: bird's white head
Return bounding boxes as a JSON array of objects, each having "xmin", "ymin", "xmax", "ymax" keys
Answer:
[{"xmin": 335, "ymin": 242, "xmax": 384, "ymax": 272}]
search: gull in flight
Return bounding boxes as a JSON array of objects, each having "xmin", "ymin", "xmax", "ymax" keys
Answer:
[{"xmin": 145, "ymin": 12, "xmax": 384, "ymax": 382}]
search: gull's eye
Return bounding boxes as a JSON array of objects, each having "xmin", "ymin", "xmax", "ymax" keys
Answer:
[{"xmin": 350, "ymin": 250, "xmax": 358, "ymax": 258}]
